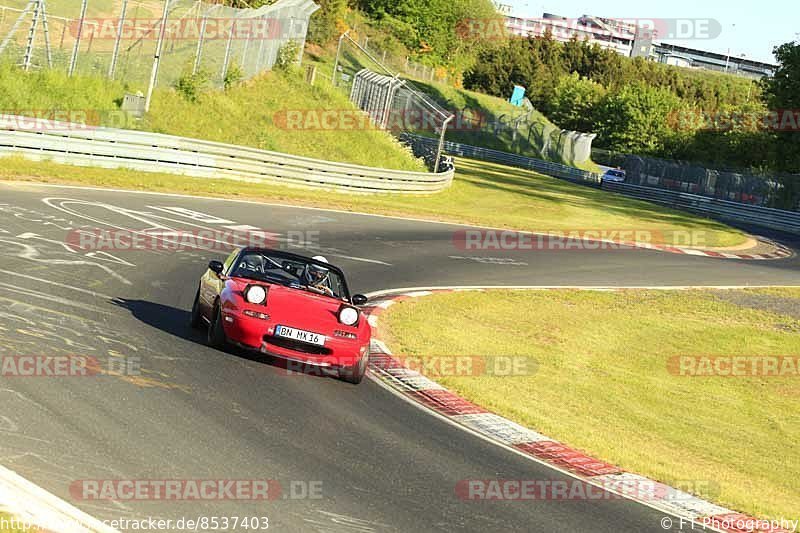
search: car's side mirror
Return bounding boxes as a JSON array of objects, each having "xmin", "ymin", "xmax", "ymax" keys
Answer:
[
  {"xmin": 208, "ymin": 260, "xmax": 224, "ymax": 276},
  {"xmin": 352, "ymin": 294, "xmax": 368, "ymax": 306}
]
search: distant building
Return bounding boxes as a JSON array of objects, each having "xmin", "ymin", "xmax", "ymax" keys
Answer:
[
  {"xmin": 505, "ymin": 14, "xmax": 638, "ymax": 56},
  {"xmin": 493, "ymin": 2, "xmax": 512, "ymax": 15},
  {"xmin": 651, "ymin": 44, "xmax": 776, "ymax": 78},
  {"xmin": 504, "ymin": 12, "xmax": 776, "ymax": 77}
]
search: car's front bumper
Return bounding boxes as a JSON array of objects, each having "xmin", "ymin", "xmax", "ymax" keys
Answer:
[{"xmin": 221, "ymin": 309, "xmax": 368, "ymax": 368}]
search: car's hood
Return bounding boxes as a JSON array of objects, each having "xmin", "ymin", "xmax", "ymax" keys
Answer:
[{"xmin": 227, "ymin": 278, "xmax": 360, "ymax": 332}]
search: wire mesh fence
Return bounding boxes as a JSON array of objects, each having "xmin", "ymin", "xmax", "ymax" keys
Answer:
[
  {"xmin": 331, "ymin": 32, "xmax": 453, "ymax": 172},
  {"xmin": 0, "ymin": 0, "xmax": 318, "ymax": 95},
  {"xmin": 621, "ymin": 154, "xmax": 800, "ymax": 210},
  {"xmin": 348, "ymin": 32, "xmax": 449, "ymax": 85}
]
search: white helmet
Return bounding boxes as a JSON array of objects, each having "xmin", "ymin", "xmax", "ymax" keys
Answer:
[{"xmin": 306, "ymin": 256, "xmax": 330, "ymax": 285}]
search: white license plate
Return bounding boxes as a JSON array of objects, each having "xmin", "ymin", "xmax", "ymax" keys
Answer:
[{"xmin": 275, "ymin": 325, "xmax": 326, "ymax": 346}]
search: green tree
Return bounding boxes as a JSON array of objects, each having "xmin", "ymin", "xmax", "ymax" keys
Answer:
[
  {"xmin": 763, "ymin": 42, "xmax": 800, "ymax": 109},
  {"xmin": 549, "ymin": 73, "xmax": 606, "ymax": 133},
  {"xmin": 593, "ymin": 83, "xmax": 683, "ymax": 154},
  {"xmin": 355, "ymin": 0, "xmax": 500, "ymax": 73},
  {"xmin": 761, "ymin": 41, "xmax": 800, "ymax": 173},
  {"xmin": 308, "ymin": 0, "xmax": 348, "ymax": 45}
]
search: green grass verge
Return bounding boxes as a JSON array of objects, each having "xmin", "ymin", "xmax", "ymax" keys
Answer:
[
  {"xmin": 380, "ymin": 289, "xmax": 800, "ymax": 521},
  {"xmin": 0, "ymin": 156, "xmax": 746, "ymax": 247},
  {"xmin": 0, "ymin": 65, "xmax": 425, "ymax": 172},
  {"xmin": 409, "ymin": 79, "xmax": 601, "ymax": 172},
  {"xmin": 302, "ymin": 31, "xmax": 599, "ymax": 171}
]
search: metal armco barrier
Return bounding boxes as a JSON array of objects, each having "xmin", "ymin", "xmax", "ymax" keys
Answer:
[
  {"xmin": 402, "ymin": 133, "xmax": 600, "ymax": 186},
  {"xmin": 602, "ymin": 181, "xmax": 800, "ymax": 235},
  {"xmin": 0, "ymin": 116, "xmax": 454, "ymax": 194},
  {"xmin": 404, "ymin": 133, "xmax": 800, "ymax": 234}
]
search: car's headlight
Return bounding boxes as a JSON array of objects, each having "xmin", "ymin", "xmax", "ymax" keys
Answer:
[
  {"xmin": 245, "ymin": 285, "xmax": 267, "ymax": 305},
  {"xmin": 339, "ymin": 306, "xmax": 359, "ymax": 326}
]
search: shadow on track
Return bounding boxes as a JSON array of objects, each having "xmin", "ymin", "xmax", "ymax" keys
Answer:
[{"xmin": 110, "ymin": 298, "xmax": 341, "ymax": 382}]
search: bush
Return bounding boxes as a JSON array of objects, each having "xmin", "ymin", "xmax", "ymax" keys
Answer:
[
  {"xmin": 275, "ymin": 41, "xmax": 302, "ymax": 71},
  {"xmin": 174, "ymin": 67, "xmax": 210, "ymax": 103},
  {"xmin": 223, "ymin": 62, "xmax": 244, "ymax": 90}
]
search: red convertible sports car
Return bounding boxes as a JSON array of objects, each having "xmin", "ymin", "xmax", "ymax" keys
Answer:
[{"xmin": 190, "ymin": 248, "xmax": 372, "ymax": 384}]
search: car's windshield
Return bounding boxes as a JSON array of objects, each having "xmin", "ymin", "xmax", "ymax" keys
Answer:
[{"xmin": 230, "ymin": 251, "xmax": 348, "ymax": 299}]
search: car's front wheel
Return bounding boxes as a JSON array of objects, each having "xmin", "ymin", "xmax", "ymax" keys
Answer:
[
  {"xmin": 207, "ymin": 302, "xmax": 227, "ymax": 349},
  {"xmin": 340, "ymin": 354, "xmax": 367, "ymax": 384}
]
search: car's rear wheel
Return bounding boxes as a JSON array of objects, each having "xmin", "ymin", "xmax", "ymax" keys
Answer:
[
  {"xmin": 340, "ymin": 354, "xmax": 367, "ymax": 384},
  {"xmin": 190, "ymin": 288, "xmax": 203, "ymax": 329},
  {"xmin": 207, "ymin": 302, "xmax": 227, "ymax": 349}
]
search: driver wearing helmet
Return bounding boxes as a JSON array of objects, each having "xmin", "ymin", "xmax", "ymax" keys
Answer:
[{"xmin": 301, "ymin": 255, "xmax": 334, "ymax": 296}]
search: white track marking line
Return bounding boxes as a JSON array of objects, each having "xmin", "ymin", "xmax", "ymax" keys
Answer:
[
  {"xmin": 0, "ymin": 283, "xmax": 112, "ymax": 315},
  {"xmin": 365, "ymin": 285, "xmax": 800, "ymax": 298},
  {"xmin": 366, "ymin": 375, "xmax": 728, "ymax": 532},
  {"xmin": 0, "ymin": 270, "xmax": 115, "ymax": 300},
  {"xmin": 0, "ymin": 465, "xmax": 118, "ymax": 533},
  {"xmin": 1, "ymin": 181, "xmax": 783, "ymax": 259},
  {"xmin": 365, "ymin": 287, "xmax": 791, "ymax": 530}
]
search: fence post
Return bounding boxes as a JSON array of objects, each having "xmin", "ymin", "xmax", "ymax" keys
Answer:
[
  {"xmin": 220, "ymin": 18, "xmax": 235, "ymax": 81},
  {"xmin": 40, "ymin": 0, "xmax": 52, "ymax": 68},
  {"xmin": 22, "ymin": 0, "xmax": 41, "ymax": 71},
  {"xmin": 331, "ymin": 30, "xmax": 347, "ymax": 86},
  {"xmin": 108, "ymin": 0, "xmax": 128, "ymax": 78},
  {"xmin": 68, "ymin": 0, "xmax": 88, "ymax": 76},
  {"xmin": 145, "ymin": 0, "xmax": 170, "ymax": 113},
  {"xmin": 434, "ymin": 115, "xmax": 453, "ymax": 174},
  {"xmin": 0, "ymin": 0, "xmax": 34, "ymax": 57},
  {"xmin": 255, "ymin": 15, "xmax": 266, "ymax": 72},
  {"xmin": 240, "ymin": 25, "xmax": 250, "ymax": 74},
  {"xmin": 192, "ymin": 4, "xmax": 210, "ymax": 75}
]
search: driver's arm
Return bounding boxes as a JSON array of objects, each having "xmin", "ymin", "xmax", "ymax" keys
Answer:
[{"xmin": 316, "ymin": 284, "xmax": 334, "ymax": 296}]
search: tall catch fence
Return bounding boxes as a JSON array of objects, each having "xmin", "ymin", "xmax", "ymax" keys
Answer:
[
  {"xmin": 621, "ymin": 154, "xmax": 800, "ymax": 211},
  {"xmin": 345, "ymin": 30, "xmax": 450, "ymax": 85},
  {"xmin": 331, "ymin": 31, "xmax": 453, "ymax": 173},
  {"xmin": 0, "ymin": 0, "xmax": 318, "ymax": 94}
]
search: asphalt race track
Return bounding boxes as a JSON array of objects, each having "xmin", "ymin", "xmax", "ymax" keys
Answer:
[{"xmin": 0, "ymin": 182, "xmax": 798, "ymax": 532}]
